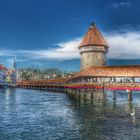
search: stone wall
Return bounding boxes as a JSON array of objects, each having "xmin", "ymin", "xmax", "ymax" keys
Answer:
[{"xmin": 80, "ymin": 51, "xmax": 106, "ymax": 69}]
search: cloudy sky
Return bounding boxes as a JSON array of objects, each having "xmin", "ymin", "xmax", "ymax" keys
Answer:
[{"xmin": 0, "ymin": 0, "xmax": 140, "ymax": 70}]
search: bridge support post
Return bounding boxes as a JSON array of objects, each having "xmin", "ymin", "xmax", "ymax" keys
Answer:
[
  {"xmin": 79, "ymin": 91, "xmax": 84, "ymax": 101},
  {"xmin": 78, "ymin": 89, "xmax": 81, "ymax": 100},
  {"xmin": 128, "ymin": 90, "xmax": 132, "ymax": 101},
  {"xmin": 84, "ymin": 92, "xmax": 86, "ymax": 101},
  {"xmin": 86, "ymin": 92, "xmax": 91, "ymax": 100},
  {"xmin": 91, "ymin": 92, "xmax": 94, "ymax": 100},
  {"xmin": 113, "ymin": 91, "xmax": 116, "ymax": 100}
]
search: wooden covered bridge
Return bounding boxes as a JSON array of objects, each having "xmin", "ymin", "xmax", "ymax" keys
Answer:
[{"xmin": 18, "ymin": 66, "xmax": 140, "ymax": 91}]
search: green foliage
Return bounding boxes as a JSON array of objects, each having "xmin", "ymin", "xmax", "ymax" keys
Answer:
[
  {"xmin": 18, "ymin": 68, "xmax": 76, "ymax": 80},
  {"xmin": 20, "ymin": 71, "xmax": 32, "ymax": 80}
]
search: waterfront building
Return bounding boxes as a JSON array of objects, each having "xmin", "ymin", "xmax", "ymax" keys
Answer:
[
  {"xmin": 0, "ymin": 64, "xmax": 8, "ymax": 86},
  {"xmin": 6, "ymin": 58, "xmax": 17, "ymax": 86}
]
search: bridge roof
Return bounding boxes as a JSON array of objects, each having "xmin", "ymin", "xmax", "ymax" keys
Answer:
[
  {"xmin": 70, "ymin": 66, "xmax": 140, "ymax": 78},
  {"xmin": 18, "ymin": 78, "xmax": 70, "ymax": 85},
  {"xmin": 79, "ymin": 22, "xmax": 108, "ymax": 48},
  {"xmin": 18, "ymin": 66, "xmax": 140, "ymax": 85}
]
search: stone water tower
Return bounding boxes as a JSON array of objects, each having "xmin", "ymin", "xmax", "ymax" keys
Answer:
[{"xmin": 79, "ymin": 23, "xmax": 109, "ymax": 70}]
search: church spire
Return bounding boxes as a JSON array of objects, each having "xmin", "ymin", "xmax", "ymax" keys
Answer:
[{"xmin": 12, "ymin": 57, "xmax": 16, "ymax": 71}]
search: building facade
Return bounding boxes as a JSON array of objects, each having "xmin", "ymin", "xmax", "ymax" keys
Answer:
[
  {"xmin": 0, "ymin": 64, "xmax": 8, "ymax": 86},
  {"xmin": 6, "ymin": 58, "xmax": 17, "ymax": 86}
]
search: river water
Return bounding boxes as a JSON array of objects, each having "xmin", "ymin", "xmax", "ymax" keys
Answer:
[{"xmin": 0, "ymin": 88, "xmax": 140, "ymax": 140}]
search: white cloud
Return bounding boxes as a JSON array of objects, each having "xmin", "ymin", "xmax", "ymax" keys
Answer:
[
  {"xmin": 6, "ymin": 58, "xmax": 27, "ymax": 63},
  {"xmin": 22, "ymin": 38, "xmax": 81, "ymax": 60},
  {"xmin": 106, "ymin": 32, "xmax": 140, "ymax": 59},
  {"xmin": 111, "ymin": 2, "xmax": 131, "ymax": 8},
  {"xmin": 1, "ymin": 30, "xmax": 140, "ymax": 60},
  {"xmin": 0, "ymin": 50, "xmax": 15, "ymax": 56}
]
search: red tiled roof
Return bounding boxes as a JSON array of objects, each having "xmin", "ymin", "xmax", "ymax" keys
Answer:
[
  {"xmin": 18, "ymin": 78, "xmax": 70, "ymax": 85},
  {"xmin": 79, "ymin": 23, "xmax": 108, "ymax": 48},
  {"xmin": 0, "ymin": 64, "xmax": 7, "ymax": 70},
  {"xmin": 71, "ymin": 66, "xmax": 140, "ymax": 78}
]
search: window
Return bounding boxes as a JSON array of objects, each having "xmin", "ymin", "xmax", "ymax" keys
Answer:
[{"xmin": 134, "ymin": 78, "xmax": 140, "ymax": 83}]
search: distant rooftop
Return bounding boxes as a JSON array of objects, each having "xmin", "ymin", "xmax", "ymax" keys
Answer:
[{"xmin": 0, "ymin": 64, "xmax": 7, "ymax": 71}]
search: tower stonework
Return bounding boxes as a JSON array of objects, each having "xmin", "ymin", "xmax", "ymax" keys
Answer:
[{"xmin": 79, "ymin": 23, "xmax": 109, "ymax": 70}]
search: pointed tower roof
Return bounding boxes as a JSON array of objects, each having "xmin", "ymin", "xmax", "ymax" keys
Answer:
[
  {"xmin": 12, "ymin": 57, "xmax": 16, "ymax": 71},
  {"xmin": 79, "ymin": 22, "xmax": 109, "ymax": 48}
]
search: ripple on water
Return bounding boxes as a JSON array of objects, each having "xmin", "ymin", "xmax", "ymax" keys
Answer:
[{"xmin": 0, "ymin": 88, "xmax": 140, "ymax": 140}]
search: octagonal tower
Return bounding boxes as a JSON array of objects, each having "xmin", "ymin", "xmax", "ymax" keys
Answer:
[{"xmin": 79, "ymin": 23, "xmax": 109, "ymax": 70}]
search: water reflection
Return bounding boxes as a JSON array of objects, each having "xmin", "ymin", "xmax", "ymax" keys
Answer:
[
  {"xmin": 69, "ymin": 90, "xmax": 140, "ymax": 140},
  {"xmin": 0, "ymin": 88, "xmax": 140, "ymax": 140}
]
